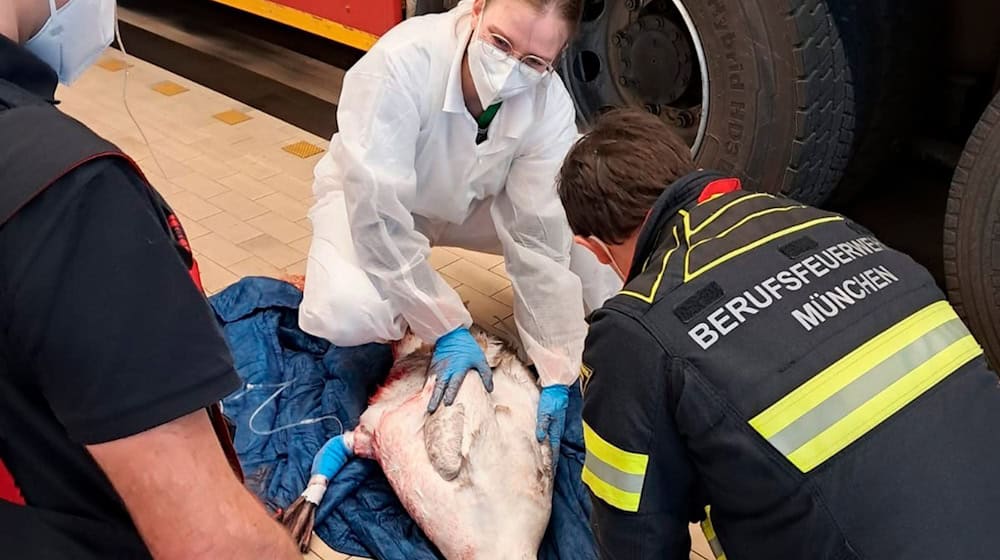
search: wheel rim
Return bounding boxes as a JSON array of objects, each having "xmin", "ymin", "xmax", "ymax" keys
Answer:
[{"xmin": 561, "ymin": 0, "xmax": 709, "ymax": 155}]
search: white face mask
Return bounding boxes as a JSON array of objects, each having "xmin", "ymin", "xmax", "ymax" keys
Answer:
[
  {"xmin": 25, "ymin": 0, "xmax": 118, "ymax": 85},
  {"xmin": 467, "ymin": 19, "xmax": 546, "ymax": 107}
]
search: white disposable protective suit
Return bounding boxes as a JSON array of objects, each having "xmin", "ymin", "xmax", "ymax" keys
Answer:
[{"xmin": 299, "ymin": 1, "xmax": 621, "ymax": 387}]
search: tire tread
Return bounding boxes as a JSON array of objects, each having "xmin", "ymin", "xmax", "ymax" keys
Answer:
[
  {"xmin": 944, "ymin": 91, "xmax": 1000, "ymax": 369},
  {"xmin": 785, "ymin": 0, "xmax": 854, "ymax": 205}
]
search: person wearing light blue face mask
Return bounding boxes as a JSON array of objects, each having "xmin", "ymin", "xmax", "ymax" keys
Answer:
[
  {"xmin": 23, "ymin": 0, "xmax": 117, "ymax": 84},
  {"xmin": 0, "ymin": 2, "xmax": 302, "ymax": 559},
  {"xmin": 300, "ymin": 0, "xmax": 622, "ymax": 472}
]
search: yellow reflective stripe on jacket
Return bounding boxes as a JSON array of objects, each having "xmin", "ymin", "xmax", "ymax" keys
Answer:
[
  {"xmin": 580, "ymin": 363, "xmax": 593, "ymax": 394},
  {"xmin": 700, "ymin": 507, "xmax": 727, "ymax": 560},
  {"xmin": 686, "ymin": 193, "xmax": 771, "ymax": 236},
  {"xmin": 750, "ymin": 301, "xmax": 983, "ymax": 472},
  {"xmin": 684, "ymin": 216, "xmax": 843, "ymax": 282},
  {"xmin": 581, "ymin": 422, "xmax": 649, "ymax": 512},
  {"xmin": 687, "ymin": 204, "xmax": 809, "ymax": 252},
  {"xmin": 619, "ymin": 226, "xmax": 680, "ymax": 303}
]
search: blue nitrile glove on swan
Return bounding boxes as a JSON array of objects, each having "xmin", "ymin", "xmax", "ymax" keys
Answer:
[
  {"xmin": 313, "ymin": 434, "xmax": 354, "ymax": 479},
  {"xmin": 302, "ymin": 433, "xmax": 354, "ymax": 506},
  {"xmin": 536, "ymin": 384, "xmax": 570, "ymax": 458},
  {"xmin": 427, "ymin": 327, "xmax": 494, "ymax": 412},
  {"xmin": 280, "ymin": 432, "xmax": 356, "ymax": 551}
]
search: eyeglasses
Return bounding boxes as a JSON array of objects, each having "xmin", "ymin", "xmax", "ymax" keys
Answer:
[{"xmin": 480, "ymin": 31, "xmax": 560, "ymax": 77}]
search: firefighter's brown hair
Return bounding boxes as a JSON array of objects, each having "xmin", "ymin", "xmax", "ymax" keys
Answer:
[{"xmin": 557, "ymin": 107, "xmax": 695, "ymax": 244}]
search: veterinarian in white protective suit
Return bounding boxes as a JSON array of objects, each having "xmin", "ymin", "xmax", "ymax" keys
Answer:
[{"xmin": 299, "ymin": 0, "xmax": 619, "ymax": 454}]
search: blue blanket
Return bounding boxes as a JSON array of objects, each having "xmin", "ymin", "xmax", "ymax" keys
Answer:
[{"xmin": 210, "ymin": 277, "xmax": 597, "ymax": 560}]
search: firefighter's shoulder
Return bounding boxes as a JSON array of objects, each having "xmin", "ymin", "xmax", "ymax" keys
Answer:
[
  {"xmin": 581, "ymin": 304, "xmax": 683, "ymax": 515},
  {"xmin": 583, "ymin": 301, "xmax": 668, "ymax": 398},
  {"xmin": 582, "ymin": 305, "xmax": 670, "ymax": 451}
]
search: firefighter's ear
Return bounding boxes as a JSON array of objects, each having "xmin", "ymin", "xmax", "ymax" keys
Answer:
[{"xmin": 574, "ymin": 235, "xmax": 612, "ymax": 266}]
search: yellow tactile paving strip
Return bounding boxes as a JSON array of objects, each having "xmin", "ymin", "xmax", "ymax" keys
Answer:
[
  {"xmin": 96, "ymin": 56, "xmax": 132, "ymax": 72},
  {"xmin": 213, "ymin": 109, "xmax": 253, "ymax": 125},
  {"xmin": 151, "ymin": 79, "xmax": 190, "ymax": 96},
  {"xmin": 58, "ymin": 48, "xmax": 715, "ymax": 560},
  {"xmin": 282, "ymin": 140, "xmax": 325, "ymax": 159}
]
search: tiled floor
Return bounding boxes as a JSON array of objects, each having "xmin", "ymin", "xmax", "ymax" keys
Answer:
[{"xmin": 59, "ymin": 49, "xmax": 714, "ymax": 560}]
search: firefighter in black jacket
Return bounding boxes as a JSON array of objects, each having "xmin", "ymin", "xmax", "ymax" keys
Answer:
[{"xmin": 556, "ymin": 108, "xmax": 1000, "ymax": 560}]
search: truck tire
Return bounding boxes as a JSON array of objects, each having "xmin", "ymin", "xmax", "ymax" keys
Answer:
[
  {"xmin": 943, "ymin": 91, "xmax": 1000, "ymax": 370},
  {"xmin": 560, "ymin": 0, "xmax": 854, "ymax": 206},
  {"xmin": 825, "ymin": 0, "xmax": 932, "ymax": 206}
]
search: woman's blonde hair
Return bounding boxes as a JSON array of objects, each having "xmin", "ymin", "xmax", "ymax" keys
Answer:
[{"xmin": 455, "ymin": 0, "xmax": 584, "ymax": 40}]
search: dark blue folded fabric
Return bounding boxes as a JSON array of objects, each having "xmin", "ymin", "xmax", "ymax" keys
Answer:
[{"xmin": 211, "ymin": 276, "xmax": 597, "ymax": 560}]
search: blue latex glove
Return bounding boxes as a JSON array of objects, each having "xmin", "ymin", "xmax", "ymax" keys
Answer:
[
  {"xmin": 311, "ymin": 434, "xmax": 354, "ymax": 479},
  {"xmin": 536, "ymin": 384, "xmax": 570, "ymax": 458},
  {"xmin": 427, "ymin": 327, "xmax": 493, "ymax": 412}
]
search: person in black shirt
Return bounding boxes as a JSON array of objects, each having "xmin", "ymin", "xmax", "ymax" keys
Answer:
[{"xmin": 0, "ymin": 2, "xmax": 300, "ymax": 558}]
